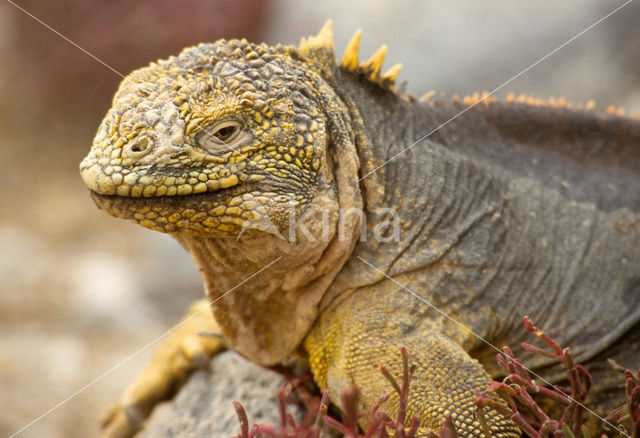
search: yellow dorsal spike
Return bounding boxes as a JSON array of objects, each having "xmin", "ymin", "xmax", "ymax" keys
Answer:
[
  {"xmin": 297, "ymin": 20, "xmax": 335, "ymax": 77},
  {"xmin": 314, "ymin": 19, "xmax": 334, "ymax": 50},
  {"xmin": 341, "ymin": 30, "xmax": 362, "ymax": 70},
  {"xmin": 419, "ymin": 91, "xmax": 435, "ymax": 102},
  {"xmin": 380, "ymin": 63, "xmax": 402, "ymax": 84},
  {"xmin": 360, "ymin": 45, "xmax": 387, "ymax": 79},
  {"xmin": 299, "ymin": 20, "xmax": 334, "ymax": 53}
]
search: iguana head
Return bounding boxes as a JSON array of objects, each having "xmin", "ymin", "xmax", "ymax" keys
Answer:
[
  {"xmin": 79, "ymin": 21, "xmax": 400, "ymax": 364},
  {"xmin": 82, "ymin": 28, "xmax": 331, "ymax": 238},
  {"xmin": 80, "ymin": 21, "xmax": 398, "ymax": 239}
]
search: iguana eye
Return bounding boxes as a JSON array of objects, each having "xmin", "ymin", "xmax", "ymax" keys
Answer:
[
  {"xmin": 196, "ymin": 120, "xmax": 247, "ymax": 153},
  {"xmin": 214, "ymin": 125, "xmax": 236, "ymax": 141}
]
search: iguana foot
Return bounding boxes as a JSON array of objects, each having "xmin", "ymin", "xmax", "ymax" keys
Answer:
[{"xmin": 100, "ymin": 299, "xmax": 225, "ymax": 438}]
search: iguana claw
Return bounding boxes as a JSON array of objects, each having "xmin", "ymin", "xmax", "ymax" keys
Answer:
[{"xmin": 101, "ymin": 403, "xmax": 144, "ymax": 438}]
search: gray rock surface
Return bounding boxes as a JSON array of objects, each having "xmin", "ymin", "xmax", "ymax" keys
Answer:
[{"xmin": 143, "ymin": 351, "xmax": 301, "ymax": 438}]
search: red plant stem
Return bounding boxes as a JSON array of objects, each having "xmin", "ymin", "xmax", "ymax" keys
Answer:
[
  {"xmin": 534, "ymin": 386, "xmax": 571, "ymax": 405},
  {"xmin": 395, "ymin": 348, "xmax": 410, "ymax": 437},
  {"xmin": 624, "ymin": 370, "xmax": 640, "ymax": 438},
  {"xmin": 380, "ymin": 366, "xmax": 401, "ymax": 394},
  {"xmin": 475, "ymin": 404, "xmax": 492, "ymax": 438},
  {"xmin": 523, "ymin": 316, "xmax": 563, "ymax": 355},
  {"xmin": 314, "ymin": 389, "xmax": 330, "ymax": 438},
  {"xmin": 407, "ymin": 416, "xmax": 420, "ymax": 438},
  {"xmin": 277, "ymin": 384, "xmax": 288, "ymax": 428},
  {"xmin": 521, "ymin": 342, "xmax": 560, "ymax": 360},
  {"xmin": 233, "ymin": 400, "xmax": 250, "ymax": 438},
  {"xmin": 323, "ymin": 415, "xmax": 360, "ymax": 438}
]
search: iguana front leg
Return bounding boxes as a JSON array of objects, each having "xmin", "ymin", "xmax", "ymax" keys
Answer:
[
  {"xmin": 101, "ymin": 299, "xmax": 225, "ymax": 438},
  {"xmin": 304, "ymin": 289, "xmax": 519, "ymax": 437}
]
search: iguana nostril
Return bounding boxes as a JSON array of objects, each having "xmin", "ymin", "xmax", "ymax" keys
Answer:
[{"xmin": 126, "ymin": 137, "xmax": 151, "ymax": 155}]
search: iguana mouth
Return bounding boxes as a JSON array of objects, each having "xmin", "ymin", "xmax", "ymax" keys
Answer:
[
  {"xmin": 89, "ymin": 182, "xmax": 248, "ymax": 211},
  {"xmin": 89, "ymin": 181, "xmax": 304, "ymax": 235},
  {"xmin": 90, "ymin": 179, "xmax": 296, "ymax": 205}
]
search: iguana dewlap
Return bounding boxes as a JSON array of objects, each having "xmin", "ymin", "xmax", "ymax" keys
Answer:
[{"xmin": 80, "ymin": 21, "xmax": 640, "ymax": 437}]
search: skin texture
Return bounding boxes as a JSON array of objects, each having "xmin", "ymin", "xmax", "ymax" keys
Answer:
[{"xmin": 80, "ymin": 22, "xmax": 640, "ymax": 437}]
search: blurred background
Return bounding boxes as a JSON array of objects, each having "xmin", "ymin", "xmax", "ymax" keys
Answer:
[{"xmin": 1, "ymin": 1, "xmax": 638, "ymax": 436}]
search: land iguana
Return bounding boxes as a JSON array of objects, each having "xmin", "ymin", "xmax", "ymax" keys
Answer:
[{"xmin": 79, "ymin": 21, "xmax": 640, "ymax": 437}]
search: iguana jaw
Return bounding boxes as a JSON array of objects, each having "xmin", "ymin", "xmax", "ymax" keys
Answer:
[{"xmin": 88, "ymin": 179, "xmax": 310, "ymax": 237}]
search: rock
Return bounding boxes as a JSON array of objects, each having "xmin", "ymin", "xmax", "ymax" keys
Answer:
[{"xmin": 143, "ymin": 351, "xmax": 301, "ymax": 437}]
